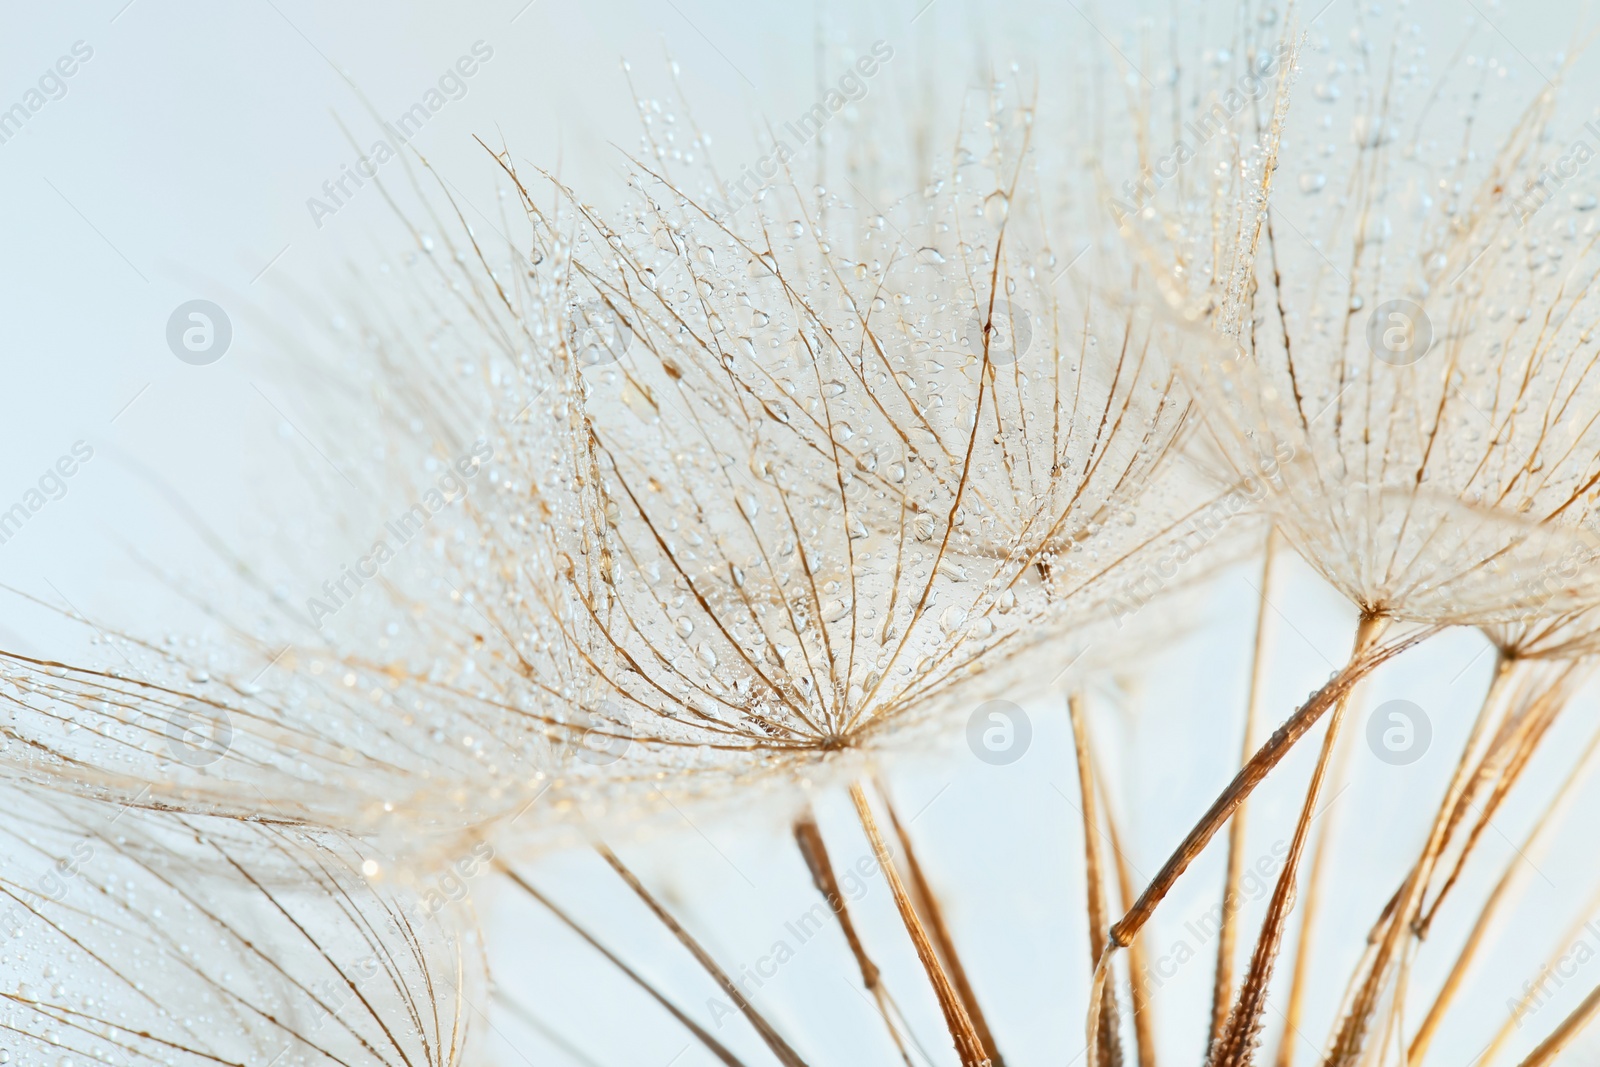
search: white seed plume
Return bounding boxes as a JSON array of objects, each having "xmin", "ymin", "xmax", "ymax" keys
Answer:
[{"xmin": 0, "ymin": 83, "xmax": 1227, "ymax": 844}]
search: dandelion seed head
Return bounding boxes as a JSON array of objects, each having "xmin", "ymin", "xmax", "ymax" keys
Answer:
[
  {"xmin": 1, "ymin": 77, "xmax": 1234, "ymax": 841},
  {"xmin": 0, "ymin": 783, "xmax": 480, "ymax": 1067},
  {"xmin": 1133, "ymin": 13, "xmax": 1600, "ymax": 631}
]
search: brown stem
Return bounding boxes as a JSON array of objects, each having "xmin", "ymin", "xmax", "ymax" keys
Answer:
[
  {"xmin": 1110, "ymin": 621, "xmax": 1431, "ymax": 951},
  {"xmin": 1476, "ymin": 880, "xmax": 1600, "ymax": 1065},
  {"xmin": 1323, "ymin": 654, "xmax": 1517, "ymax": 1067},
  {"xmin": 876, "ymin": 781, "xmax": 1005, "ymax": 1066},
  {"xmin": 793, "ymin": 814, "xmax": 915, "ymax": 1067},
  {"xmin": 1070, "ymin": 691, "xmax": 1125, "ymax": 1067},
  {"xmin": 1409, "ymin": 707, "xmax": 1600, "ymax": 1065},
  {"xmin": 1214, "ymin": 530, "xmax": 1279, "ymax": 1050},
  {"xmin": 850, "ymin": 783, "xmax": 991, "ymax": 1067},
  {"xmin": 1271, "ymin": 687, "xmax": 1359, "ymax": 1067},
  {"xmin": 1417, "ymin": 665, "xmax": 1576, "ymax": 937},
  {"xmin": 1511, "ymin": 976, "xmax": 1600, "ymax": 1067},
  {"xmin": 1101, "ymin": 771, "xmax": 1159, "ymax": 1067},
  {"xmin": 1209, "ymin": 614, "xmax": 1386, "ymax": 1067},
  {"xmin": 497, "ymin": 863, "xmax": 749, "ymax": 1067},
  {"xmin": 596, "ymin": 845, "xmax": 809, "ymax": 1067}
]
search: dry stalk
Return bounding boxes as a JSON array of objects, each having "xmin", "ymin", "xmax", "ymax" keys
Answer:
[
  {"xmin": 1272, "ymin": 650, "xmax": 1363, "ymax": 1067},
  {"xmin": 497, "ymin": 862, "xmax": 748, "ymax": 1067},
  {"xmin": 1109, "ymin": 625, "xmax": 1433, "ymax": 950},
  {"xmin": 597, "ymin": 845, "xmax": 809, "ymax": 1067},
  {"xmin": 1216, "ymin": 529, "xmax": 1281, "ymax": 1049},
  {"xmin": 1207, "ymin": 613, "xmax": 1388, "ymax": 1067},
  {"xmin": 1101, "ymin": 771, "xmax": 1160, "ymax": 1067},
  {"xmin": 1408, "ymin": 710, "xmax": 1600, "ymax": 1064},
  {"xmin": 794, "ymin": 814, "xmax": 917, "ymax": 1067},
  {"xmin": 850, "ymin": 782, "xmax": 991, "ymax": 1067},
  {"xmin": 1325, "ymin": 659, "xmax": 1559, "ymax": 1066},
  {"xmin": 1071, "ymin": 691, "xmax": 1126, "ymax": 1067},
  {"xmin": 875, "ymin": 782, "xmax": 1005, "ymax": 1066}
]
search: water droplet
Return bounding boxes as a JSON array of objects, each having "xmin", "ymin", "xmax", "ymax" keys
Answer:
[
  {"xmin": 1299, "ymin": 172, "xmax": 1327, "ymax": 194},
  {"xmin": 674, "ymin": 618, "xmax": 694, "ymax": 638},
  {"xmin": 917, "ymin": 247, "xmax": 946, "ymax": 265},
  {"xmin": 1351, "ymin": 115, "xmax": 1391, "ymax": 148},
  {"xmin": 621, "ymin": 380, "xmax": 657, "ymax": 418},
  {"xmin": 983, "ymin": 191, "xmax": 1010, "ymax": 225}
]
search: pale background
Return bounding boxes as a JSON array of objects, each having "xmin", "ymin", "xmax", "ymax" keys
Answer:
[{"xmin": 4, "ymin": 1, "xmax": 1600, "ymax": 1065}]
